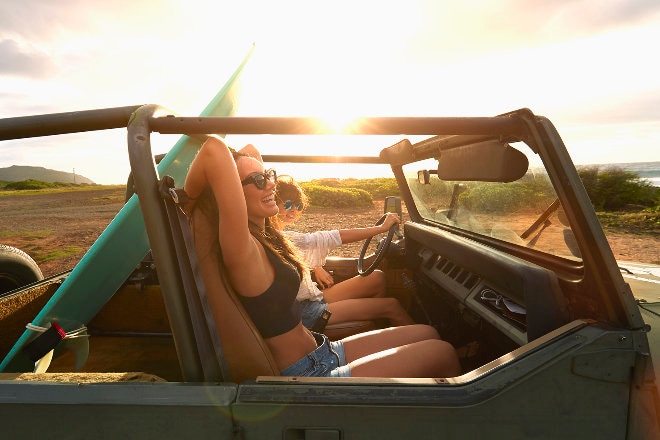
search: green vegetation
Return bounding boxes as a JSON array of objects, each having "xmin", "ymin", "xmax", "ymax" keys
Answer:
[
  {"xmin": 301, "ymin": 183, "xmax": 372, "ymax": 208},
  {"xmin": 577, "ymin": 166, "xmax": 659, "ymax": 211},
  {"xmin": 301, "ymin": 178, "xmax": 399, "ymax": 208},
  {"xmin": 33, "ymin": 247, "xmax": 83, "ymax": 264},
  {"xmin": 0, "ymin": 180, "xmax": 123, "ymax": 197},
  {"xmin": 577, "ymin": 166, "xmax": 659, "ymax": 235},
  {"xmin": 307, "ymin": 178, "xmax": 400, "ymax": 200},
  {"xmin": 408, "ymin": 173, "xmax": 557, "ymax": 214},
  {"xmin": 4, "ymin": 173, "xmax": 657, "ymax": 234},
  {"xmin": 596, "ymin": 207, "xmax": 660, "ymax": 234},
  {"xmin": 406, "ymin": 168, "xmax": 658, "ymax": 234},
  {"xmin": 1, "ymin": 179, "xmax": 89, "ymax": 190},
  {"xmin": 461, "ymin": 174, "xmax": 556, "ymax": 213}
]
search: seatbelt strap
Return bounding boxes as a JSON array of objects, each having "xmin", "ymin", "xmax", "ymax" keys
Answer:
[{"xmin": 159, "ymin": 176, "xmax": 231, "ymax": 382}]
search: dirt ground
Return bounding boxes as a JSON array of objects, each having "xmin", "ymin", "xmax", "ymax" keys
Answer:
[{"xmin": 0, "ymin": 187, "xmax": 658, "ymax": 278}]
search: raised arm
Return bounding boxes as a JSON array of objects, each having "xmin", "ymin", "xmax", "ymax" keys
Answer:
[
  {"xmin": 184, "ymin": 137, "xmax": 262, "ymax": 292},
  {"xmin": 238, "ymin": 143, "xmax": 263, "ymax": 162}
]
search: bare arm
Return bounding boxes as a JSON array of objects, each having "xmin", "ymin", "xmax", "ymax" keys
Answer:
[
  {"xmin": 337, "ymin": 212, "xmax": 400, "ymax": 244},
  {"xmin": 185, "ymin": 137, "xmax": 266, "ymax": 295},
  {"xmin": 239, "ymin": 143, "xmax": 263, "ymax": 162}
]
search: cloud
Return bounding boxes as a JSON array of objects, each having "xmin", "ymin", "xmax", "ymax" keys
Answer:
[
  {"xmin": 0, "ymin": 39, "xmax": 55, "ymax": 78},
  {"xmin": 405, "ymin": 0, "xmax": 660, "ymax": 63},
  {"xmin": 541, "ymin": 0, "xmax": 660, "ymax": 33},
  {"xmin": 560, "ymin": 89, "xmax": 660, "ymax": 125},
  {"xmin": 0, "ymin": 0, "xmax": 148, "ymax": 38},
  {"xmin": 0, "ymin": 1, "xmax": 118, "ymax": 79}
]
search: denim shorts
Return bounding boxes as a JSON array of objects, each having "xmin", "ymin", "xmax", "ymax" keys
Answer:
[
  {"xmin": 279, "ymin": 332, "xmax": 351, "ymax": 377},
  {"xmin": 300, "ymin": 299, "xmax": 329, "ymax": 329}
]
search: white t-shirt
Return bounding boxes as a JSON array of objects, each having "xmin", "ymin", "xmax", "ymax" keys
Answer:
[{"xmin": 284, "ymin": 230, "xmax": 342, "ymax": 302}]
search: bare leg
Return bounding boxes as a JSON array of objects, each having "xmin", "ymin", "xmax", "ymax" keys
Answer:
[
  {"xmin": 342, "ymin": 325, "xmax": 460, "ymax": 377},
  {"xmin": 327, "ymin": 298, "xmax": 414, "ymax": 326},
  {"xmin": 342, "ymin": 325, "xmax": 439, "ymax": 359},
  {"xmin": 348, "ymin": 339, "xmax": 461, "ymax": 378},
  {"xmin": 322, "ymin": 270, "xmax": 386, "ymax": 302}
]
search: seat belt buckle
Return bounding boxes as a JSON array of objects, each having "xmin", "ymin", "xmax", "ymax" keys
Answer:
[{"xmin": 311, "ymin": 309, "xmax": 332, "ymax": 333}]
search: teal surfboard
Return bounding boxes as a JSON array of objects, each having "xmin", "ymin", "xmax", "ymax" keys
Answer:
[{"xmin": 1, "ymin": 46, "xmax": 254, "ymax": 372}]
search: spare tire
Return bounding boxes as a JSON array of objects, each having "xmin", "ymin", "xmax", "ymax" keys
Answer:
[{"xmin": 0, "ymin": 244, "xmax": 44, "ymax": 295}]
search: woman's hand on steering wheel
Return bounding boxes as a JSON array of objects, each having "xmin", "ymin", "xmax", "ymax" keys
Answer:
[
  {"xmin": 357, "ymin": 213, "xmax": 401, "ymax": 276},
  {"xmin": 380, "ymin": 212, "xmax": 401, "ymax": 231}
]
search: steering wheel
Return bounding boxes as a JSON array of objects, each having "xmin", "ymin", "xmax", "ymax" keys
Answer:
[{"xmin": 357, "ymin": 214, "xmax": 398, "ymax": 276}]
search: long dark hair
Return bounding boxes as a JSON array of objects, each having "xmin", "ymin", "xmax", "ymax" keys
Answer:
[{"xmin": 190, "ymin": 153, "xmax": 307, "ymax": 278}]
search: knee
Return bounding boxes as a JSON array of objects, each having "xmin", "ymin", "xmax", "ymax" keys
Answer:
[
  {"xmin": 408, "ymin": 324, "xmax": 440, "ymax": 340},
  {"xmin": 425, "ymin": 339, "xmax": 461, "ymax": 376},
  {"xmin": 367, "ymin": 270, "xmax": 386, "ymax": 296},
  {"xmin": 383, "ymin": 297, "xmax": 404, "ymax": 312},
  {"xmin": 436, "ymin": 340, "xmax": 461, "ymax": 376}
]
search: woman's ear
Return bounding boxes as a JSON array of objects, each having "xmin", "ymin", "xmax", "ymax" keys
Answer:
[{"xmin": 238, "ymin": 144, "xmax": 263, "ymax": 162}]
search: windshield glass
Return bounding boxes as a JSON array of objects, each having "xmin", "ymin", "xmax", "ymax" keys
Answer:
[{"xmin": 402, "ymin": 142, "xmax": 581, "ymax": 261}]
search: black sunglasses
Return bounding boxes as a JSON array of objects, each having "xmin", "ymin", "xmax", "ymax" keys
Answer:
[
  {"xmin": 241, "ymin": 169, "xmax": 277, "ymax": 190},
  {"xmin": 283, "ymin": 199, "xmax": 304, "ymax": 211}
]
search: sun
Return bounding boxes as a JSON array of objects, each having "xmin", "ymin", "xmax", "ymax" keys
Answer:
[{"xmin": 315, "ymin": 114, "xmax": 364, "ymax": 134}]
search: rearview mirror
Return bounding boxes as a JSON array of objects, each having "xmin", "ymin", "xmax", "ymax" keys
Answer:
[
  {"xmin": 417, "ymin": 169, "xmax": 437, "ymax": 185},
  {"xmin": 437, "ymin": 140, "xmax": 528, "ymax": 182}
]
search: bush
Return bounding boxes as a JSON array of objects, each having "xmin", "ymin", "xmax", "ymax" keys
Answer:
[
  {"xmin": 337, "ymin": 178, "xmax": 400, "ymax": 199},
  {"xmin": 299, "ymin": 177, "xmax": 399, "ymax": 208},
  {"xmin": 309, "ymin": 178, "xmax": 342, "ymax": 188},
  {"xmin": 4, "ymin": 179, "xmax": 53, "ymax": 190},
  {"xmin": 301, "ymin": 183, "xmax": 373, "ymax": 208},
  {"xmin": 597, "ymin": 207, "xmax": 660, "ymax": 234},
  {"xmin": 577, "ymin": 166, "xmax": 659, "ymax": 211},
  {"xmin": 307, "ymin": 177, "xmax": 399, "ymax": 199},
  {"xmin": 2, "ymin": 179, "xmax": 88, "ymax": 191}
]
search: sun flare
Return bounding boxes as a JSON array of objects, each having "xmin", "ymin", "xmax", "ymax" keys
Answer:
[{"xmin": 315, "ymin": 114, "xmax": 364, "ymax": 134}]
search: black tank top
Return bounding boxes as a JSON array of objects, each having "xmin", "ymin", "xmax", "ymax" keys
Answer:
[{"xmin": 238, "ymin": 246, "xmax": 301, "ymax": 338}]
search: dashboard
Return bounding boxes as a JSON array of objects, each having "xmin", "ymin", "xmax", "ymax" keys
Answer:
[{"xmin": 404, "ymin": 222, "xmax": 570, "ymax": 348}]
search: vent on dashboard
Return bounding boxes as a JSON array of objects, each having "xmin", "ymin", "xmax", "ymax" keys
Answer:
[{"xmin": 423, "ymin": 252, "xmax": 481, "ymax": 291}]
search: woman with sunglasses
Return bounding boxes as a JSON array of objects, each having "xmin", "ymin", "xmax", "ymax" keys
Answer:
[
  {"xmin": 274, "ymin": 175, "xmax": 415, "ymax": 333},
  {"xmin": 185, "ymin": 136, "xmax": 460, "ymax": 378}
]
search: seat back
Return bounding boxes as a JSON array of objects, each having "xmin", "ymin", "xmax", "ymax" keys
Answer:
[
  {"xmin": 186, "ymin": 196, "xmax": 279, "ymax": 381},
  {"xmin": 160, "ymin": 180, "xmax": 227, "ymax": 381},
  {"xmin": 159, "ymin": 177, "xmax": 278, "ymax": 383}
]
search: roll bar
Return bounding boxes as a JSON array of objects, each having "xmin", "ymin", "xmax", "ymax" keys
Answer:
[{"xmin": 0, "ymin": 105, "xmax": 143, "ymax": 141}]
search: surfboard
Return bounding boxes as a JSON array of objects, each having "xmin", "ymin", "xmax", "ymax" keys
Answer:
[{"xmin": 0, "ymin": 46, "xmax": 255, "ymax": 372}]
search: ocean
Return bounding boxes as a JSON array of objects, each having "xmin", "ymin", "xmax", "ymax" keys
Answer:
[{"xmin": 583, "ymin": 161, "xmax": 660, "ymax": 187}]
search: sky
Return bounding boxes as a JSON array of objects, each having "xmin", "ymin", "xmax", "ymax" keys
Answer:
[{"xmin": 0, "ymin": 0, "xmax": 659, "ymax": 184}]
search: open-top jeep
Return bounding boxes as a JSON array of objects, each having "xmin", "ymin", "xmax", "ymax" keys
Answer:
[{"xmin": 0, "ymin": 55, "xmax": 658, "ymax": 439}]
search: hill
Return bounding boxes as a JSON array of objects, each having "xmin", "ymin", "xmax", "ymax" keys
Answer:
[{"xmin": 0, "ymin": 165, "xmax": 94, "ymax": 184}]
